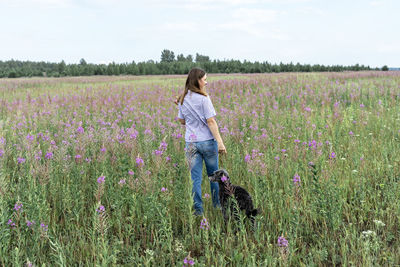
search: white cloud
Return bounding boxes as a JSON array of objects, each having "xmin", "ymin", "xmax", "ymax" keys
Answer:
[
  {"xmin": 162, "ymin": 22, "xmax": 198, "ymax": 31},
  {"xmin": 175, "ymin": 0, "xmax": 267, "ymax": 11},
  {"xmin": 182, "ymin": 0, "xmax": 312, "ymax": 4},
  {"xmin": 217, "ymin": 8, "xmax": 290, "ymax": 40},
  {"xmin": 369, "ymin": 0, "xmax": 385, "ymax": 6},
  {"xmin": 2, "ymin": 0, "xmax": 73, "ymax": 8},
  {"xmin": 231, "ymin": 8, "xmax": 278, "ymax": 23},
  {"xmin": 295, "ymin": 6, "xmax": 325, "ymax": 15},
  {"xmin": 378, "ymin": 43, "xmax": 400, "ymax": 53}
]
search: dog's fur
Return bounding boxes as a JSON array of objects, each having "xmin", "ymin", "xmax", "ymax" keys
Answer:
[{"xmin": 209, "ymin": 169, "xmax": 258, "ymax": 227}]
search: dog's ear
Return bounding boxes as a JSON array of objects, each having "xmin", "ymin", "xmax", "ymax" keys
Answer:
[{"xmin": 213, "ymin": 169, "xmax": 222, "ymax": 177}]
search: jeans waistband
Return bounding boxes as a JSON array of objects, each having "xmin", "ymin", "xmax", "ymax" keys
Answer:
[{"xmin": 186, "ymin": 138, "xmax": 216, "ymax": 144}]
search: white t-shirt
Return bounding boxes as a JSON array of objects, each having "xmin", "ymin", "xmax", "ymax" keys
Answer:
[{"xmin": 178, "ymin": 91, "xmax": 216, "ymax": 142}]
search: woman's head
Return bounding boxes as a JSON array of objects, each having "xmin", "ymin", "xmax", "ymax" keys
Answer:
[
  {"xmin": 186, "ymin": 67, "xmax": 207, "ymax": 91},
  {"xmin": 180, "ymin": 67, "xmax": 208, "ymax": 104}
]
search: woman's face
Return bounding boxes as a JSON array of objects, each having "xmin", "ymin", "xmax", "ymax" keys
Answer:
[{"xmin": 198, "ymin": 74, "xmax": 207, "ymax": 90}]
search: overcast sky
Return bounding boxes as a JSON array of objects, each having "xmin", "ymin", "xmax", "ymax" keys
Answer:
[{"xmin": 1, "ymin": 0, "xmax": 399, "ymax": 67}]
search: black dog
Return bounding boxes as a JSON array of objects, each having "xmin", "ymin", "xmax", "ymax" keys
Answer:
[{"xmin": 209, "ymin": 169, "xmax": 258, "ymax": 228}]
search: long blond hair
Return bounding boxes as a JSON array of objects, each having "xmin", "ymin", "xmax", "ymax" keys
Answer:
[{"xmin": 179, "ymin": 67, "xmax": 207, "ymax": 105}]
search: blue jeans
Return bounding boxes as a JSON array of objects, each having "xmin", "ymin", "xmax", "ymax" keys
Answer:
[{"xmin": 185, "ymin": 139, "xmax": 220, "ymax": 215}]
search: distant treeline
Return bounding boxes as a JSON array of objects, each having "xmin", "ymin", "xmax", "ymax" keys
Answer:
[{"xmin": 0, "ymin": 49, "xmax": 385, "ymax": 78}]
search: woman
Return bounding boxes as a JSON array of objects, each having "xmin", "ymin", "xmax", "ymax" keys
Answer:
[{"xmin": 176, "ymin": 67, "xmax": 227, "ymax": 216}]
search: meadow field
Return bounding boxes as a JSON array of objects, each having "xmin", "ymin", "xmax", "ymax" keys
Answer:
[{"xmin": 1, "ymin": 71, "xmax": 400, "ymax": 266}]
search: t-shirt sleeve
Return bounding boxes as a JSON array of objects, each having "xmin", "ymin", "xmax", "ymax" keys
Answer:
[
  {"xmin": 178, "ymin": 103, "xmax": 184, "ymax": 119},
  {"xmin": 203, "ymin": 96, "xmax": 216, "ymax": 119}
]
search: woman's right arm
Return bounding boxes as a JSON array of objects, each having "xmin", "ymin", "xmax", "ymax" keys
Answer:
[{"xmin": 207, "ymin": 117, "xmax": 226, "ymax": 154}]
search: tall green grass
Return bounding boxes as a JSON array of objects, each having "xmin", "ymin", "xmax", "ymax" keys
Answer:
[{"xmin": 0, "ymin": 71, "xmax": 399, "ymax": 266}]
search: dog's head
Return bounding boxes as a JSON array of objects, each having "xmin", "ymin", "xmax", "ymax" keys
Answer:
[{"xmin": 209, "ymin": 169, "xmax": 230, "ymax": 183}]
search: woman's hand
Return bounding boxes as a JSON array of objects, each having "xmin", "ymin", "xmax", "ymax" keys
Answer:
[
  {"xmin": 174, "ymin": 95, "xmax": 179, "ymax": 105},
  {"xmin": 218, "ymin": 142, "xmax": 227, "ymax": 154}
]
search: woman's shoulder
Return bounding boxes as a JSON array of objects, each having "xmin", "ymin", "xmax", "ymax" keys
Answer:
[{"xmin": 190, "ymin": 92, "xmax": 209, "ymax": 101}]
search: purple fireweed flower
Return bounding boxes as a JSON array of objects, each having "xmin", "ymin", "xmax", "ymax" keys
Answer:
[
  {"xmin": 45, "ymin": 152, "xmax": 53, "ymax": 159},
  {"xmin": 129, "ymin": 130, "xmax": 139, "ymax": 139},
  {"xmin": 183, "ymin": 258, "xmax": 195, "ymax": 266},
  {"xmin": 128, "ymin": 170, "xmax": 134, "ymax": 176},
  {"xmin": 275, "ymin": 156, "xmax": 280, "ymax": 161},
  {"xmin": 244, "ymin": 154, "xmax": 251, "ymax": 163},
  {"xmin": 293, "ymin": 174, "xmax": 301, "ymax": 186},
  {"xmin": 26, "ymin": 220, "xmax": 35, "ymax": 227},
  {"xmin": 40, "ymin": 223, "xmax": 48, "ymax": 232},
  {"xmin": 221, "ymin": 175, "xmax": 228, "ymax": 182},
  {"xmin": 118, "ymin": 179, "xmax": 126, "ymax": 185},
  {"xmin": 8, "ymin": 219, "xmax": 16, "ymax": 228},
  {"xmin": 75, "ymin": 154, "xmax": 82, "ymax": 159},
  {"xmin": 96, "ymin": 205, "xmax": 105, "ymax": 213},
  {"xmin": 136, "ymin": 157, "xmax": 144, "ymax": 167},
  {"xmin": 308, "ymin": 140, "xmax": 317, "ymax": 148},
  {"xmin": 294, "ymin": 139, "xmax": 300, "ymax": 143},
  {"xmin": 204, "ymin": 193, "xmax": 210, "ymax": 199},
  {"xmin": 304, "ymin": 107, "xmax": 311, "ymax": 112},
  {"xmin": 76, "ymin": 126, "xmax": 84, "ymax": 134},
  {"xmin": 277, "ymin": 236, "xmax": 289, "ymax": 247},
  {"xmin": 360, "ymin": 103, "xmax": 365, "ymax": 108},
  {"xmin": 161, "ymin": 187, "xmax": 167, "ymax": 192},
  {"xmin": 349, "ymin": 131, "xmax": 354, "ymax": 135},
  {"xmin": 14, "ymin": 202, "xmax": 23, "ymax": 211},
  {"xmin": 159, "ymin": 141, "xmax": 168, "ymax": 151},
  {"xmin": 17, "ymin": 157, "xmax": 26, "ymax": 164},
  {"xmin": 281, "ymin": 149, "xmax": 287, "ymax": 153},
  {"xmin": 166, "ymin": 156, "xmax": 171, "ymax": 162},
  {"xmin": 200, "ymin": 217, "xmax": 209, "ymax": 230},
  {"xmin": 35, "ymin": 151, "xmax": 42, "ymax": 160},
  {"xmin": 100, "ymin": 147, "xmax": 106, "ymax": 153},
  {"xmin": 330, "ymin": 152, "xmax": 336, "ymax": 159},
  {"xmin": 26, "ymin": 134, "xmax": 35, "ymax": 142},
  {"xmin": 97, "ymin": 176, "xmax": 105, "ymax": 184},
  {"xmin": 154, "ymin": 149, "xmax": 163, "ymax": 156},
  {"xmin": 0, "ymin": 149, "xmax": 4, "ymax": 157}
]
